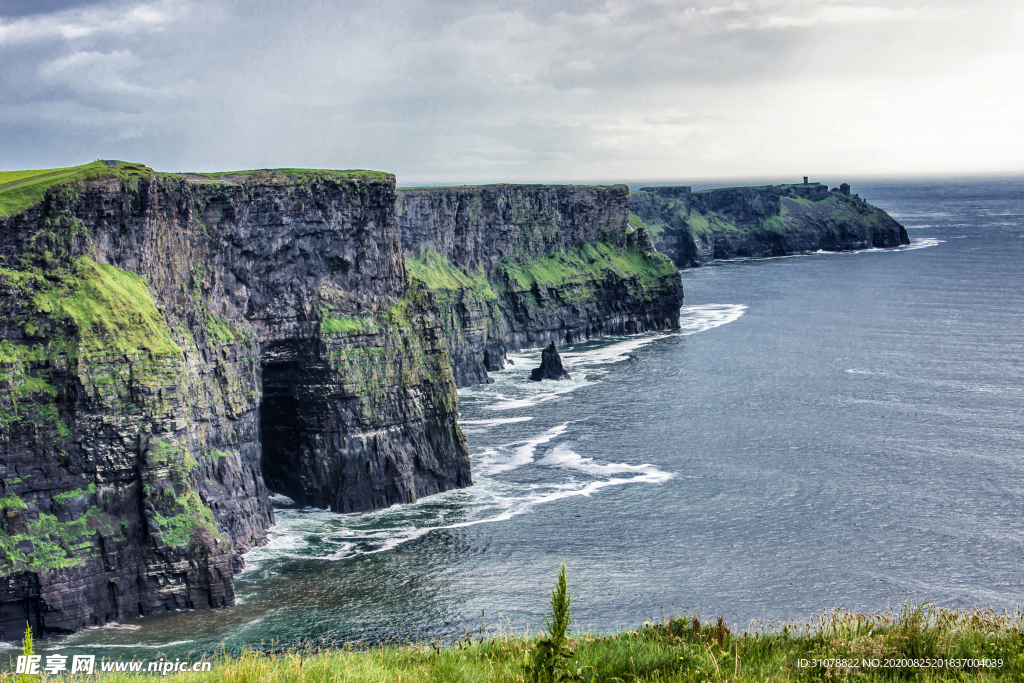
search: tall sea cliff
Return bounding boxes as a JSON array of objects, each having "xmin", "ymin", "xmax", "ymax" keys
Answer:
[
  {"xmin": 0, "ymin": 163, "xmax": 469, "ymax": 638},
  {"xmin": 628, "ymin": 182, "xmax": 909, "ymax": 267},
  {"xmin": 397, "ymin": 185, "xmax": 684, "ymax": 386}
]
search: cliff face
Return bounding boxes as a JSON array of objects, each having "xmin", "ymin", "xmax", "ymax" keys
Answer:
[
  {"xmin": 628, "ymin": 183, "xmax": 910, "ymax": 268},
  {"xmin": 397, "ymin": 185, "xmax": 684, "ymax": 386},
  {"xmin": 0, "ymin": 163, "xmax": 469, "ymax": 639}
]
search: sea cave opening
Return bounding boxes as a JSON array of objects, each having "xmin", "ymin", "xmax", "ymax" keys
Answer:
[{"xmin": 258, "ymin": 339, "xmax": 319, "ymax": 509}]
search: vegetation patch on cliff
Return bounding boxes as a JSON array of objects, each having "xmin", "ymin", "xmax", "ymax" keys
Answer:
[
  {"xmin": 2, "ymin": 256, "xmax": 181, "ymax": 358},
  {"xmin": 498, "ymin": 241, "xmax": 678, "ymax": 291},
  {"xmin": 326, "ymin": 281, "xmax": 458, "ymax": 421},
  {"xmin": 151, "ymin": 489, "xmax": 222, "ymax": 549},
  {"xmin": 0, "ymin": 504, "xmax": 121, "ymax": 573},
  {"xmin": 406, "ymin": 251, "xmax": 498, "ymax": 301},
  {"xmin": 318, "ymin": 312, "xmax": 380, "ymax": 336}
]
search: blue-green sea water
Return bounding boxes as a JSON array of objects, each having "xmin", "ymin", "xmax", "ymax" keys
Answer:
[{"xmin": 9, "ymin": 177, "xmax": 1024, "ymax": 661}]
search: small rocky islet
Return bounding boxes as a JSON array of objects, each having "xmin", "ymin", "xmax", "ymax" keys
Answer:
[
  {"xmin": 529, "ymin": 342, "xmax": 571, "ymax": 382},
  {"xmin": 0, "ymin": 162, "xmax": 905, "ymax": 639}
]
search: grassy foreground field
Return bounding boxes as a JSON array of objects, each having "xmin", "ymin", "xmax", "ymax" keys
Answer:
[{"xmin": 8, "ymin": 602, "xmax": 1021, "ymax": 682}]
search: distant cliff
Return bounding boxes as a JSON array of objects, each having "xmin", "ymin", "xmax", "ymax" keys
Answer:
[
  {"xmin": 628, "ymin": 182, "xmax": 909, "ymax": 267},
  {"xmin": 396, "ymin": 185, "xmax": 684, "ymax": 386},
  {"xmin": 0, "ymin": 162, "xmax": 469, "ymax": 639}
]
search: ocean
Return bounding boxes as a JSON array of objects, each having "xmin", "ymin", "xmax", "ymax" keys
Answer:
[{"xmin": 12, "ymin": 176, "xmax": 1024, "ymax": 660}]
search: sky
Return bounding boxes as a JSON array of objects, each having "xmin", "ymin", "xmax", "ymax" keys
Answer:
[{"xmin": 1, "ymin": 0, "xmax": 1022, "ymax": 185}]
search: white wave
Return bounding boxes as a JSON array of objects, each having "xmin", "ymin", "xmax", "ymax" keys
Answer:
[
  {"xmin": 85, "ymin": 622, "xmax": 140, "ymax": 631},
  {"xmin": 560, "ymin": 334, "xmax": 669, "ymax": 366},
  {"xmin": 67, "ymin": 640, "xmax": 195, "ymax": 650},
  {"xmin": 809, "ymin": 238, "xmax": 943, "ymax": 256},
  {"xmin": 678, "ymin": 304, "xmax": 747, "ymax": 335},
  {"xmin": 541, "ymin": 444, "xmax": 673, "ymax": 481},
  {"xmin": 241, "ymin": 436, "xmax": 673, "ymax": 566},
  {"xmin": 845, "ymin": 368, "xmax": 886, "ymax": 375},
  {"xmin": 473, "ymin": 423, "xmax": 569, "ymax": 476},
  {"xmin": 0, "ymin": 641, "xmax": 13, "ymax": 651},
  {"xmin": 460, "ymin": 416, "xmax": 535, "ymax": 433},
  {"xmin": 484, "ymin": 379, "xmax": 587, "ymax": 411},
  {"xmin": 460, "ymin": 417, "xmax": 533, "ymax": 425},
  {"xmin": 812, "ymin": 248, "xmax": 864, "ymax": 255},
  {"xmin": 899, "ymin": 237, "xmax": 944, "ymax": 251}
]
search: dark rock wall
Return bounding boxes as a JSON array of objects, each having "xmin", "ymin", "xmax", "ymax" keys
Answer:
[
  {"xmin": 0, "ymin": 170, "xmax": 469, "ymax": 638},
  {"xmin": 629, "ymin": 183, "xmax": 909, "ymax": 268},
  {"xmin": 397, "ymin": 185, "xmax": 684, "ymax": 387},
  {"xmin": 398, "ymin": 185, "xmax": 629, "ymax": 272}
]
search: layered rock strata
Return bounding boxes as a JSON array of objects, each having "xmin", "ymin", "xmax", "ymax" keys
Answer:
[
  {"xmin": 628, "ymin": 182, "xmax": 910, "ymax": 268},
  {"xmin": 397, "ymin": 185, "xmax": 684, "ymax": 386},
  {"xmin": 0, "ymin": 163, "xmax": 469, "ymax": 639}
]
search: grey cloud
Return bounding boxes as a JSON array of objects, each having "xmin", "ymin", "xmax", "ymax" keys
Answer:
[
  {"xmin": 0, "ymin": 0, "xmax": 1020, "ymax": 181},
  {"xmin": 0, "ymin": 0, "xmax": 113, "ymax": 19}
]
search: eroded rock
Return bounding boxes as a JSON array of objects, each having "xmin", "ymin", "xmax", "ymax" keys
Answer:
[{"xmin": 529, "ymin": 342, "xmax": 571, "ymax": 381}]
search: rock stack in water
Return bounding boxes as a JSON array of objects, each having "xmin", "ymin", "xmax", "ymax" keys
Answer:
[{"xmin": 530, "ymin": 342, "xmax": 571, "ymax": 381}]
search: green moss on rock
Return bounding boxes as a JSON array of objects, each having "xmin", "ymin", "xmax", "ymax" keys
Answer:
[{"xmin": 406, "ymin": 251, "xmax": 497, "ymax": 301}]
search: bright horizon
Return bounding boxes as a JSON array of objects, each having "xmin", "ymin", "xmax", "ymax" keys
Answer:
[{"xmin": 2, "ymin": 0, "xmax": 1022, "ymax": 185}]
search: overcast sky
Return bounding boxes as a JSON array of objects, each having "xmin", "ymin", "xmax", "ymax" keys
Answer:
[{"xmin": 1, "ymin": 0, "xmax": 1021, "ymax": 184}]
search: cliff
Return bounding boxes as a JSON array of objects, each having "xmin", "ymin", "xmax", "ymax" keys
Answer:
[
  {"xmin": 396, "ymin": 185, "xmax": 684, "ymax": 386},
  {"xmin": 0, "ymin": 161, "xmax": 469, "ymax": 639},
  {"xmin": 628, "ymin": 182, "xmax": 910, "ymax": 268}
]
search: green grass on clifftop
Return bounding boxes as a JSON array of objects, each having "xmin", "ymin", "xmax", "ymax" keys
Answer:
[
  {"xmin": 175, "ymin": 168, "xmax": 392, "ymax": 184},
  {"xmin": 69, "ymin": 602, "xmax": 1024, "ymax": 683},
  {"xmin": 0, "ymin": 161, "xmax": 154, "ymax": 218},
  {"xmin": 0, "ymin": 162, "xmax": 392, "ymax": 217}
]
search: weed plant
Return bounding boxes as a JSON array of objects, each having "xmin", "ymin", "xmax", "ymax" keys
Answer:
[{"xmin": 529, "ymin": 562, "xmax": 574, "ymax": 682}]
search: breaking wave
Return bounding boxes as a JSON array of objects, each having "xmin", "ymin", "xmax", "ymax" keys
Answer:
[{"xmin": 241, "ymin": 304, "xmax": 746, "ymax": 569}]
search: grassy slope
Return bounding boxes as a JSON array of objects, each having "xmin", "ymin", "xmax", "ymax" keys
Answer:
[
  {"xmin": 689, "ymin": 192, "xmax": 884, "ymax": 239},
  {"xmin": 78, "ymin": 604, "xmax": 1023, "ymax": 682},
  {"xmin": 0, "ymin": 161, "xmax": 154, "ymax": 218}
]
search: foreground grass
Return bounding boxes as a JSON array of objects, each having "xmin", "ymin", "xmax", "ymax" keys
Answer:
[{"xmin": 11, "ymin": 603, "xmax": 1021, "ymax": 682}]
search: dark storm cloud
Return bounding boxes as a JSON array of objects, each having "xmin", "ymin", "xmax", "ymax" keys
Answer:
[{"xmin": 0, "ymin": 0, "xmax": 1021, "ymax": 182}]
